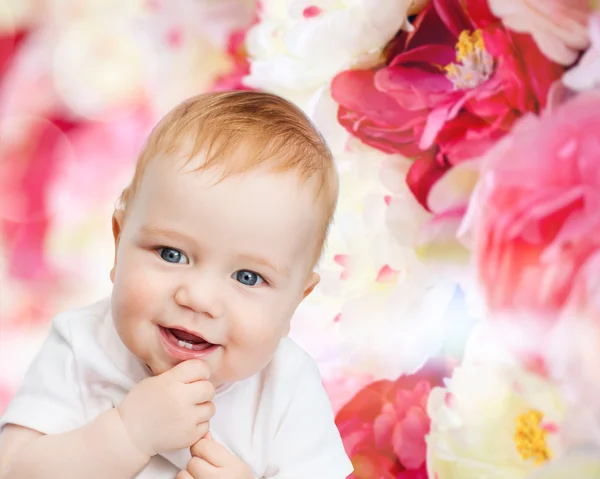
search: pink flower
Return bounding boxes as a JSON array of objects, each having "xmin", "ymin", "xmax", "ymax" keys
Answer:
[
  {"xmin": 0, "ymin": 112, "xmax": 151, "ymax": 284},
  {"xmin": 488, "ymin": 0, "xmax": 591, "ymax": 66},
  {"xmin": 323, "ymin": 372, "xmax": 378, "ymax": 415},
  {"xmin": 1, "ymin": 117, "xmax": 80, "ymax": 282},
  {"xmin": 331, "ymin": 0, "xmax": 563, "ymax": 210},
  {"xmin": 335, "ymin": 358, "xmax": 453, "ymax": 478},
  {"xmin": 463, "ymin": 90, "xmax": 600, "ymax": 317},
  {"xmin": 211, "ymin": 27, "xmax": 254, "ymax": 92},
  {"xmin": 0, "ymin": 26, "xmax": 152, "ymax": 287}
]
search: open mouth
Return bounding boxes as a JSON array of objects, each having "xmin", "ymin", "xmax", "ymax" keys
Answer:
[
  {"xmin": 159, "ymin": 326, "xmax": 219, "ymax": 360},
  {"xmin": 169, "ymin": 328, "xmax": 213, "ymax": 350}
]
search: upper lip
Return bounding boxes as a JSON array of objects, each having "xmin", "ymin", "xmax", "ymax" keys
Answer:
[{"xmin": 161, "ymin": 325, "xmax": 215, "ymax": 344}]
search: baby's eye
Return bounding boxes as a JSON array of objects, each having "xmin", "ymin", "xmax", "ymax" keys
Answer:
[
  {"xmin": 157, "ymin": 247, "xmax": 189, "ymax": 264},
  {"xmin": 234, "ymin": 270, "xmax": 265, "ymax": 286}
]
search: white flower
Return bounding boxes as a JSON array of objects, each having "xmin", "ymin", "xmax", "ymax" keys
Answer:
[
  {"xmin": 540, "ymin": 307, "xmax": 600, "ymax": 449},
  {"xmin": 563, "ymin": 13, "xmax": 600, "ymax": 91},
  {"xmin": 304, "ymin": 85, "xmax": 351, "ymax": 156},
  {"xmin": 488, "ymin": 0, "xmax": 590, "ymax": 66},
  {"xmin": 0, "ymin": 0, "xmax": 37, "ymax": 33},
  {"xmin": 427, "ymin": 351, "xmax": 568, "ymax": 479},
  {"xmin": 52, "ymin": 16, "xmax": 152, "ymax": 120},
  {"xmin": 527, "ymin": 450, "xmax": 600, "ymax": 479},
  {"xmin": 291, "ymin": 142, "xmax": 457, "ymax": 380},
  {"xmin": 441, "ymin": 315, "xmax": 600, "ymax": 477},
  {"xmin": 244, "ymin": 0, "xmax": 415, "ymax": 109}
]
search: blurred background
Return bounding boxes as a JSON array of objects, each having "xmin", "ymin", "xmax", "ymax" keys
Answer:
[
  {"xmin": 6, "ymin": 2, "xmax": 600, "ymax": 477},
  {"xmin": 0, "ymin": 0, "xmax": 473, "ymax": 416}
]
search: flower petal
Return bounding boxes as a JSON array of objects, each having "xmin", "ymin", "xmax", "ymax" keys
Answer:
[
  {"xmin": 428, "ymin": 160, "xmax": 480, "ymax": 214},
  {"xmin": 406, "ymin": 152, "xmax": 451, "ymax": 210},
  {"xmin": 393, "ymin": 406, "xmax": 429, "ymax": 469}
]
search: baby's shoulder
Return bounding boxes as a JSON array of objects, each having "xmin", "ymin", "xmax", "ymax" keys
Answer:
[
  {"xmin": 258, "ymin": 337, "xmax": 322, "ymax": 391},
  {"xmin": 49, "ymin": 298, "xmax": 111, "ymax": 345}
]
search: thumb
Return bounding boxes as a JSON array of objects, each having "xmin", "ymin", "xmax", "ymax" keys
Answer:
[{"xmin": 167, "ymin": 359, "xmax": 210, "ymax": 383}]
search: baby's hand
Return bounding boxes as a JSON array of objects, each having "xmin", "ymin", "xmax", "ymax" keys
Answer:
[
  {"xmin": 177, "ymin": 432, "xmax": 254, "ymax": 479},
  {"xmin": 117, "ymin": 359, "xmax": 215, "ymax": 457}
]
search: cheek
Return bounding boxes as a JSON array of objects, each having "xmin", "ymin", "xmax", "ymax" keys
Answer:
[
  {"xmin": 228, "ymin": 300, "xmax": 292, "ymax": 347},
  {"xmin": 111, "ymin": 256, "xmax": 162, "ymax": 361},
  {"xmin": 111, "ymin": 249, "xmax": 162, "ymax": 320}
]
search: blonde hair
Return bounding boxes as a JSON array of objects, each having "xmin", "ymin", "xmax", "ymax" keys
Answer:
[{"xmin": 118, "ymin": 90, "xmax": 338, "ymax": 266}]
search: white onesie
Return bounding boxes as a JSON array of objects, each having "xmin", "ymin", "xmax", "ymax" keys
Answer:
[{"xmin": 0, "ymin": 298, "xmax": 353, "ymax": 478}]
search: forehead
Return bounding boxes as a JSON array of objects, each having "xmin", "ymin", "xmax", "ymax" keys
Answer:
[{"xmin": 128, "ymin": 154, "xmax": 321, "ymax": 265}]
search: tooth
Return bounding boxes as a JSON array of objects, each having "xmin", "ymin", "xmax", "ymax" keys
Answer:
[
  {"xmin": 178, "ymin": 340, "xmax": 186, "ymax": 348},
  {"xmin": 185, "ymin": 342, "xmax": 193, "ymax": 349}
]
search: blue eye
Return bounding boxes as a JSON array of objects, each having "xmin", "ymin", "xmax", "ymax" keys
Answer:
[
  {"xmin": 234, "ymin": 270, "xmax": 265, "ymax": 286},
  {"xmin": 157, "ymin": 247, "xmax": 188, "ymax": 264}
]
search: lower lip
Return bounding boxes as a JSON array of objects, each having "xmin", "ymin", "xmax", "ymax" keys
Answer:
[{"xmin": 158, "ymin": 326, "xmax": 220, "ymax": 361}]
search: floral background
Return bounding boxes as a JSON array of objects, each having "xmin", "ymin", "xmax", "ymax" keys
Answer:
[{"xmin": 2, "ymin": 0, "xmax": 600, "ymax": 477}]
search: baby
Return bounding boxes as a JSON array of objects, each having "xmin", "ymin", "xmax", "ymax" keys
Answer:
[{"xmin": 0, "ymin": 91, "xmax": 353, "ymax": 479}]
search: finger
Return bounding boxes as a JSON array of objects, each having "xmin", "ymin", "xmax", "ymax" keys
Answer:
[
  {"xmin": 168, "ymin": 359, "xmax": 210, "ymax": 383},
  {"xmin": 176, "ymin": 471, "xmax": 194, "ymax": 479},
  {"xmin": 195, "ymin": 401, "xmax": 216, "ymax": 424},
  {"xmin": 190, "ymin": 437, "xmax": 233, "ymax": 468},
  {"xmin": 186, "ymin": 379, "xmax": 215, "ymax": 403},
  {"xmin": 187, "ymin": 455, "xmax": 219, "ymax": 477},
  {"xmin": 190, "ymin": 436, "xmax": 203, "ymax": 457}
]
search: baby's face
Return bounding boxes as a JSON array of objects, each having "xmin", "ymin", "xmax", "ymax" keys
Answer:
[{"xmin": 110, "ymin": 153, "xmax": 321, "ymax": 386}]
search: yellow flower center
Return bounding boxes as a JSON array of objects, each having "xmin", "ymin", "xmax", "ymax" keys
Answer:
[
  {"xmin": 514, "ymin": 409, "xmax": 552, "ymax": 465},
  {"xmin": 445, "ymin": 29, "xmax": 494, "ymax": 90},
  {"xmin": 456, "ymin": 30, "xmax": 485, "ymax": 62}
]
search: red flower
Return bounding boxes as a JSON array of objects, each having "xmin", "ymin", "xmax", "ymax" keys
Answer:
[
  {"xmin": 0, "ymin": 29, "xmax": 28, "ymax": 78},
  {"xmin": 336, "ymin": 359, "xmax": 453, "ymax": 478},
  {"xmin": 331, "ymin": 0, "xmax": 563, "ymax": 210}
]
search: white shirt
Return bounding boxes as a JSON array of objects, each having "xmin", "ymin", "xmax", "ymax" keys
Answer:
[{"xmin": 0, "ymin": 298, "xmax": 353, "ymax": 478}]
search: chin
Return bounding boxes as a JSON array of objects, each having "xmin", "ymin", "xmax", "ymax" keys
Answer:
[{"xmin": 144, "ymin": 357, "xmax": 173, "ymax": 376}]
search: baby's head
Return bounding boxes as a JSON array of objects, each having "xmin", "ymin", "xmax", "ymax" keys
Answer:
[{"xmin": 109, "ymin": 91, "xmax": 338, "ymax": 387}]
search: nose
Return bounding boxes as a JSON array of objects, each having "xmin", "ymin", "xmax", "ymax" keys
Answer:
[{"xmin": 174, "ymin": 269, "xmax": 223, "ymax": 319}]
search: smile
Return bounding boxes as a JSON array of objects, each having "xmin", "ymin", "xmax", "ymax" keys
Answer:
[{"xmin": 158, "ymin": 326, "xmax": 220, "ymax": 360}]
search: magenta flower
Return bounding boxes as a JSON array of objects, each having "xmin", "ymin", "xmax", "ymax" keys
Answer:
[{"xmin": 331, "ymin": 0, "xmax": 564, "ymax": 210}]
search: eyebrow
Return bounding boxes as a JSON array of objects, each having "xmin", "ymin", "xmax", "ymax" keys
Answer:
[
  {"xmin": 237, "ymin": 253, "xmax": 291, "ymax": 279},
  {"xmin": 140, "ymin": 225, "xmax": 191, "ymax": 242}
]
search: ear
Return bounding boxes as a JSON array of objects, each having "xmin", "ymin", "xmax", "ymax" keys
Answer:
[
  {"xmin": 302, "ymin": 272, "xmax": 320, "ymax": 300},
  {"xmin": 281, "ymin": 272, "xmax": 321, "ymax": 337},
  {"xmin": 110, "ymin": 210, "xmax": 125, "ymax": 283}
]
